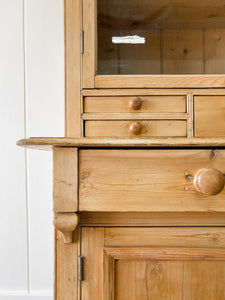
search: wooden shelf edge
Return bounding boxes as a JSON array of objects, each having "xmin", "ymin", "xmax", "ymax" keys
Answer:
[{"xmin": 17, "ymin": 137, "xmax": 225, "ymax": 150}]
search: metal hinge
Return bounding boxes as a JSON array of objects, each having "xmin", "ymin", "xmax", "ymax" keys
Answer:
[
  {"xmin": 78, "ymin": 256, "xmax": 84, "ymax": 282},
  {"xmin": 81, "ymin": 30, "xmax": 84, "ymax": 54}
]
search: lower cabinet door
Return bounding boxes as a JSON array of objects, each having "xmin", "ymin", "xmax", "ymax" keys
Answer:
[{"xmin": 81, "ymin": 227, "xmax": 225, "ymax": 300}]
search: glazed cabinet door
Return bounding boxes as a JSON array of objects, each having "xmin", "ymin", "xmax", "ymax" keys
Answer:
[
  {"xmin": 83, "ymin": 0, "xmax": 225, "ymax": 88},
  {"xmin": 81, "ymin": 227, "xmax": 225, "ymax": 300}
]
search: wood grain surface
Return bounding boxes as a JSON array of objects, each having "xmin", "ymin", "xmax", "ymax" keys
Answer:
[{"xmin": 79, "ymin": 149, "xmax": 225, "ymax": 212}]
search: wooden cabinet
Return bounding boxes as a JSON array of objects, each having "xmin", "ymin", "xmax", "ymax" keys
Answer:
[
  {"xmin": 17, "ymin": 0, "xmax": 225, "ymax": 299},
  {"xmin": 17, "ymin": 139, "xmax": 225, "ymax": 299}
]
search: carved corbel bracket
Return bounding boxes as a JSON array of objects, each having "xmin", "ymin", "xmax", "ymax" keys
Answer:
[{"xmin": 54, "ymin": 212, "xmax": 79, "ymax": 244}]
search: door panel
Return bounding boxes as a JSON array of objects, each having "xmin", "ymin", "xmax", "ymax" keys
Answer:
[
  {"xmin": 183, "ymin": 261, "xmax": 225, "ymax": 300},
  {"xmin": 115, "ymin": 260, "xmax": 183, "ymax": 300},
  {"xmin": 81, "ymin": 227, "xmax": 225, "ymax": 300}
]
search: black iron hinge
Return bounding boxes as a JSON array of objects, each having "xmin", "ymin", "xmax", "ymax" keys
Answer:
[
  {"xmin": 81, "ymin": 30, "xmax": 84, "ymax": 54},
  {"xmin": 78, "ymin": 256, "xmax": 84, "ymax": 282}
]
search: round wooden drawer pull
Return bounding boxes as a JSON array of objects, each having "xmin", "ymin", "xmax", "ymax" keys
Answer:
[
  {"xmin": 194, "ymin": 168, "xmax": 225, "ymax": 196},
  {"xmin": 128, "ymin": 97, "xmax": 142, "ymax": 110},
  {"xmin": 129, "ymin": 122, "xmax": 142, "ymax": 135}
]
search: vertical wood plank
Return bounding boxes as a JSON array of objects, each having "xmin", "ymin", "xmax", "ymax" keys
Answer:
[
  {"xmin": 0, "ymin": 0, "xmax": 28, "ymax": 291},
  {"xmin": 115, "ymin": 260, "xmax": 183, "ymax": 300},
  {"xmin": 56, "ymin": 230, "xmax": 78, "ymax": 300},
  {"xmin": 97, "ymin": 27, "xmax": 119, "ymax": 75},
  {"xmin": 82, "ymin": 227, "xmax": 104, "ymax": 300},
  {"xmin": 119, "ymin": 30, "xmax": 161, "ymax": 75},
  {"xmin": 83, "ymin": 0, "xmax": 97, "ymax": 88},
  {"xmin": 147, "ymin": 261, "xmax": 183, "ymax": 300},
  {"xmin": 115, "ymin": 260, "xmax": 147, "ymax": 300},
  {"xmin": 65, "ymin": 0, "xmax": 82, "ymax": 137},
  {"xmin": 53, "ymin": 147, "xmax": 78, "ymax": 212},
  {"xmin": 103, "ymin": 250, "xmax": 115, "ymax": 300},
  {"xmin": 184, "ymin": 261, "xmax": 225, "ymax": 300},
  {"xmin": 205, "ymin": 29, "xmax": 225, "ymax": 74},
  {"xmin": 163, "ymin": 29, "xmax": 204, "ymax": 74},
  {"xmin": 187, "ymin": 93, "xmax": 194, "ymax": 138}
]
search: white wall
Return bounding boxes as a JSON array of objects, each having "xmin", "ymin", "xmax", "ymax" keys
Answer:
[{"xmin": 0, "ymin": 0, "xmax": 64, "ymax": 299}]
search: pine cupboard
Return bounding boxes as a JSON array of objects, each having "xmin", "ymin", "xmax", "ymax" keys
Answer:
[{"xmin": 18, "ymin": 0, "xmax": 225, "ymax": 299}]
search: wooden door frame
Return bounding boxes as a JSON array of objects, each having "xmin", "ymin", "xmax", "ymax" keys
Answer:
[
  {"xmin": 65, "ymin": 0, "xmax": 83, "ymax": 137},
  {"xmin": 82, "ymin": 0, "xmax": 225, "ymax": 89}
]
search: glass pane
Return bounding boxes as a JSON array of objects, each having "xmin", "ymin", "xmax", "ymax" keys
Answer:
[{"xmin": 97, "ymin": 0, "xmax": 225, "ymax": 75}]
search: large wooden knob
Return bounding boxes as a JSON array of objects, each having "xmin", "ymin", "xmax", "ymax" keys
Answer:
[
  {"xmin": 128, "ymin": 97, "xmax": 142, "ymax": 110},
  {"xmin": 129, "ymin": 122, "xmax": 142, "ymax": 135},
  {"xmin": 194, "ymin": 168, "xmax": 225, "ymax": 196}
]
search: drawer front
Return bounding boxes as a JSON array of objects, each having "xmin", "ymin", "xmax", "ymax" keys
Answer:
[
  {"xmin": 85, "ymin": 120, "xmax": 187, "ymax": 137},
  {"xmin": 84, "ymin": 96, "xmax": 187, "ymax": 113},
  {"xmin": 79, "ymin": 149, "xmax": 225, "ymax": 212},
  {"xmin": 195, "ymin": 96, "xmax": 225, "ymax": 137}
]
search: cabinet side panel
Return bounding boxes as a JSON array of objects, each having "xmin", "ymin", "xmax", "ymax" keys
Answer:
[
  {"xmin": 53, "ymin": 147, "xmax": 78, "ymax": 212},
  {"xmin": 65, "ymin": 0, "xmax": 82, "ymax": 137}
]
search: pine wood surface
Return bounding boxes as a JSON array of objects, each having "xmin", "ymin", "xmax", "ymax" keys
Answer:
[
  {"xmin": 53, "ymin": 147, "xmax": 78, "ymax": 212},
  {"xmin": 56, "ymin": 230, "xmax": 78, "ymax": 300},
  {"xmin": 81, "ymin": 227, "xmax": 104, "ymax": 300},
  {"xmin": 85, "ymin": 120, "xmax": 187, "ymax": 137},
  {"xmin": 82, "ymin": 88, "xmax": 225, "ymax": 96},
  {"xmin": 79, "ymin": 212, "xmax": 225, "ymax": 226},
  {"xmin": 104, "ymin": 227, "xmax": 225, "ymax": 248},
  {"xmin": 195, "ymin": 96, "xmax": 225, "ymax": 137},
  {"xmin": 17, "ymin": 137, "xmax": 225, "ymax": 149},
  {"xmin": 65, "ymin": 0, "xmax": 82, "ymax": 137},
  {"xmin": 83, "ymin": 0, "xmax": 96, "ymax": 88},
  {"xmin": 84, "ymin": 96, "xmax": 186, "ymax": 113},
  {"xmin": 205, "ymin": 29, "xmax": 225, "ymax": 74},
  {"xmin": 97, "ymin": 0, "xmax": 225, "ymax": 30},
  {"xmin": 95, "ymin": 75, "xmax": 225, "ymax": 88},
  {"xmin": 114, "ymin": 260, "xmax": 183, "ymax": 300},
  {"xmin": 79, "ymin": 149, "xmax": 225, "ymax": 212},
  {"xmin": 82, "ymin": 113, "xmax": 188, "ymax": 121},
  {"xmin": 82, "ymin": 227, "xmax": 225, "ymax": 300},
  {"xmin": 183, "ymin": 261, "xmax": 225, "ymax": 299},
  {"xmin": 104, "ymin": 247, "xmax": 225, "ymax": 260},
  {"xmin": 162, "ymin": 29, "xmax": 204, "ymax": 74}
]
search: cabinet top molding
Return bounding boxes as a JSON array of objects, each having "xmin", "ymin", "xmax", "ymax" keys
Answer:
[{"xmin": 17, "ymin": 137, "xmax": 225, "ymax": 150}]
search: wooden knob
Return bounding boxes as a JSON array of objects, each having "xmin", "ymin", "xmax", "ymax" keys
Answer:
[
  {"xmin": 194, "ymin": 168, "xmax": 225, "ymax": 196},
  {"xmin": 128, "ymin": 97, "xmax": 142, "ymax": 110},
  {"xmin": 129, "ymin": 122, "xmax": 142, "ymax": 135}
]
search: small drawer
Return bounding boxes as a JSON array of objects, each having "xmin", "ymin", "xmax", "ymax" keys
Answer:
[
  {"xmin": 79, "ymin": 149, "xmax": 225, "ymax": 212},
  {"xmin": 84, "ymin": 96, "xmax": 187, "ymax": 113},
  {"xmin": 85, "ymin": 120, "xmax": 187, "ymax": 137},
  {"xmin": 195, "ymin": 96, "xmax": 225, "ymax": 137}
]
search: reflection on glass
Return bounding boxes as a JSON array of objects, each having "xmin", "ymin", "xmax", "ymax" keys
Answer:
[
  {"xmin": 97, "ymin": 0, "xmax": 225, "ymax": 75},
  {"xmin": 112, "ymin": 36, "xmax": 146, "ymax": 44}
]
